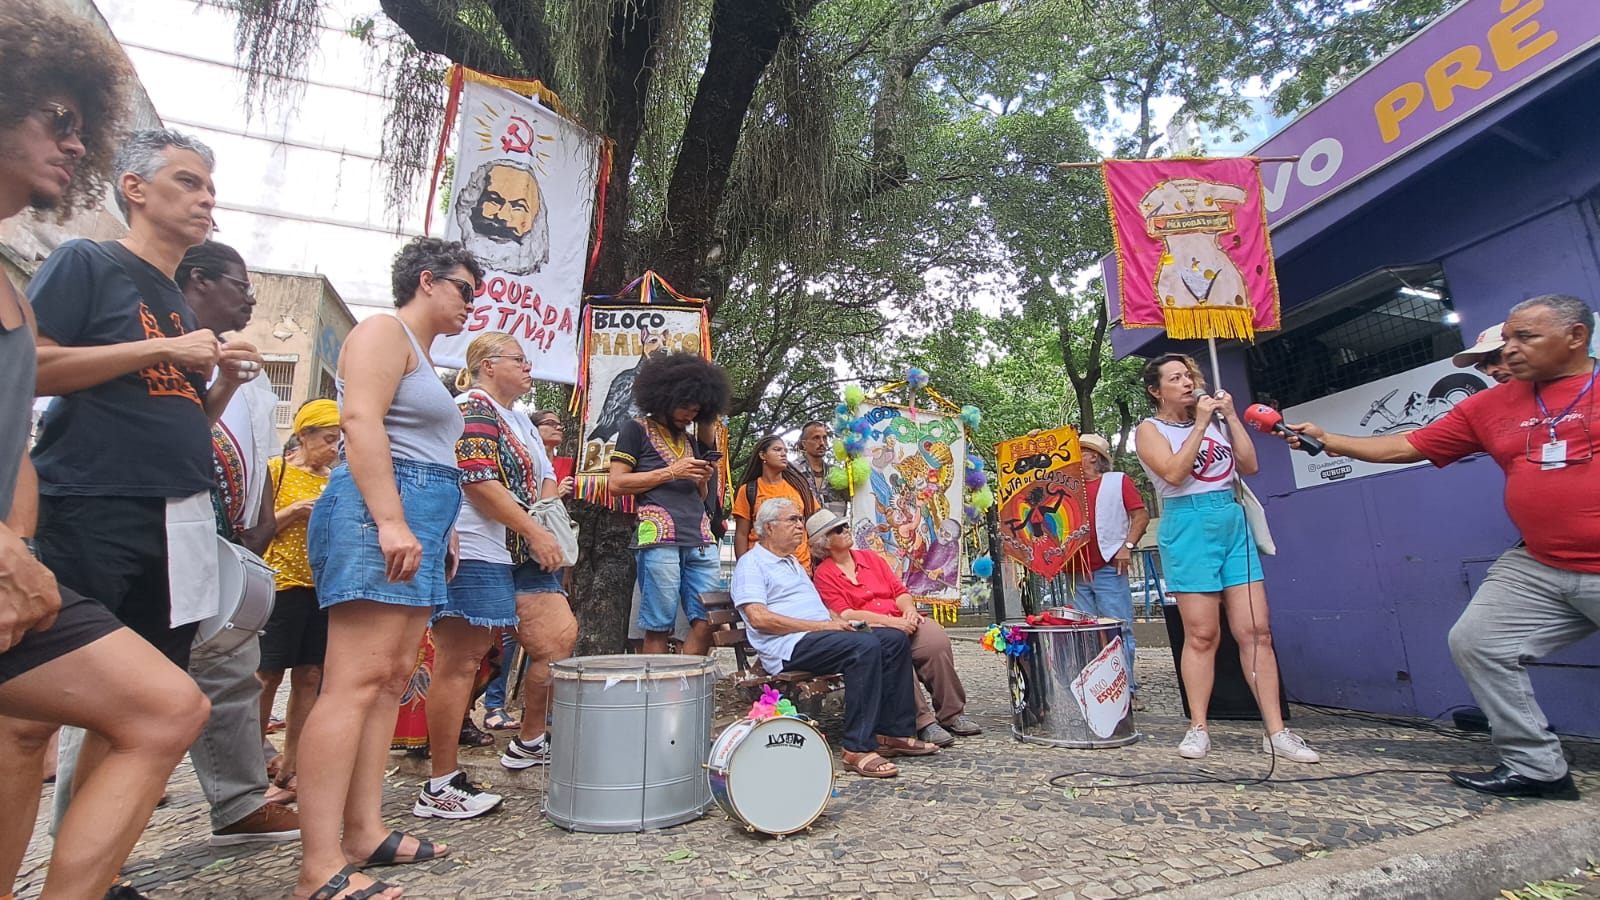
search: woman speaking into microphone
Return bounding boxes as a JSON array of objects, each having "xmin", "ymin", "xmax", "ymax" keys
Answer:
[{"xmin": 1134, "ymin": 353, "xmax": 1318, "ymax": 764}]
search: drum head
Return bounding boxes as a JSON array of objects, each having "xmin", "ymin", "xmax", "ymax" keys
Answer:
[
  {"xmin": 723, "ymin": 718, "xmax": 834, "ymax": 835},
  {"xmin": 551, "ymin": 654, "xmax": 715, "ymax": 679}
]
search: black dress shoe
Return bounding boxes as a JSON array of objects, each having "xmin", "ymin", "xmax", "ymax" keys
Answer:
[{"xmin": 1448, "ymin": 764, "xmax": 1580, "ymax": 799}]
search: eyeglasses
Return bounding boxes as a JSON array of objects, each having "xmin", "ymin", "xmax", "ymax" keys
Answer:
[
  {"xmin": 485, "ymin": 354, "xmax": 530, "ymax": 367},
  {"xmin": 1524, "ymin": 417, "xmax": 1594, "ymax": 466},
  {"xmin": 36, "ymin": 102, "xmax": 80, "ymax": 141},
  {"xmin": 536, "ymin": 419, "xmax": 563, "ymax": 429},
  {"xmin": 214, "ymin": 271, "xmax": 255, "ymax": 300},
  {"xmin": 827, "ymin": 524, "xmax": 849, "ymax": 536},
  {"xmin": 1474, "ymin": 351, "xmax": 1503, "ymax": 374},
  {"xmin": 434, "ymin": 274, "xmax": 476, "ymax": 305}
]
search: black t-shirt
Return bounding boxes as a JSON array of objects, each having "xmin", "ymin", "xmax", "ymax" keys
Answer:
[
  {"xmin": 612, "ymin": 417, "xmax": 712, "ymax": 548},
  {"xmin": 30, "ymin": 239, "xmax": 214, "ymax": 497}
]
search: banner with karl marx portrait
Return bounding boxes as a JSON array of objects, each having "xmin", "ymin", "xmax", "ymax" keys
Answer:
[{"xmin": 430, "ymin": 68, "xmax": 602, "ymax": 383}]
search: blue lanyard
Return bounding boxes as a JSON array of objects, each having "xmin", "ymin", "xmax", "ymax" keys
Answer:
[{"xmin": 1534, "ymin": 361, "xmax": 1598, "ymax": 441}]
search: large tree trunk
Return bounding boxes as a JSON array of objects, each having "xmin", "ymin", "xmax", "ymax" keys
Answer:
[{"xmin": 566, "ymin": 501, "xmax": 639, "ymax": 656}]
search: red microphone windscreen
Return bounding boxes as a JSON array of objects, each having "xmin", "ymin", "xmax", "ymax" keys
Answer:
[{"xmin": 1243, "ymin": 404, "xmax": 1281, "ymax": 433}]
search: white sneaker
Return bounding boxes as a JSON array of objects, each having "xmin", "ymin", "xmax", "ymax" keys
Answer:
[
  {"xmin": 412, "ymin": 772, "xmax": 504, "ymax": 819},
  {"xmin": 500, "ymin": 734, "xmax": 550, "ymax": 770},
  {"xmin": 1178, "ymin": 726, "xmax": 1210, "ymax": 759},
  {"xmin": 1263, "ymin": 729, "xmax": 1321, "ymax": 763}
]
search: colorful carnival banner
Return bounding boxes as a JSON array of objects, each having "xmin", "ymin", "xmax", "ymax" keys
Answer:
[
  {"xmin": 429, "ymin": 67, "xmax": 603, "ymax": 381},
  {"xmin": 1105, "ymin": 157, "xmax": 1281, "ymax": 342},
  {"xmin": 847, "ymin": 405, "xmax": 967, "ymax": 606},
  {"xmin": 572, "ymin": 273, "xmax": 711, "ymax": 510},
  {"xmin": 994, "ymin": 426, "xmax": 1090, "ymax": 580}
]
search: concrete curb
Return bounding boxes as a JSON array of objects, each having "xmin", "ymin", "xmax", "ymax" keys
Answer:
[{"xmin": 1161, "ymin": 794, "xmax": 1600, "ymax": 899}]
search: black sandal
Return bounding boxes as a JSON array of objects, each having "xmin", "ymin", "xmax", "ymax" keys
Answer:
[
  {"xmin": 306, "ymin": 864, "xmax": 395, "ymax": 899},
  {"xmin": 459, "ymin": 721, "xmax": 495, "ymax": 747},
  {"xmin": 358, "ymin": 829, "xmax": 448, "ymax": 868}
]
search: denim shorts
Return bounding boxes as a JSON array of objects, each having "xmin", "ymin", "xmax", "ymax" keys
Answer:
[
  {"xmin": 635, "ymin": 543, "xmax": 719, "ymax": 632},
  {"xmin": 437, "ymin": 559, "xmax": 519, "ymax": 627},
  {"xmin": 513, "ymin": 560, "xmax": 566, "ymax": 596},
  {"xmin": 1157, "ymin": 490, "xmax": 1262, "ymax": 593},
  {"xmin": 307, "ymin": 458, "xmax": 462, "ymax": 609},
  {"xmin": 437, "ymin": 558, "xmax": 565, "ymax": 627}
]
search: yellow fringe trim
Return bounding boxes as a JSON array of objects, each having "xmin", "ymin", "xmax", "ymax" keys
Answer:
[
  {"xmin": 1161, "ymin": 306, "xmax": 1256, "ymax": 342},
  {"xmin": 458, "ymin": 67, "xmax": 576, "ymax": 120}
]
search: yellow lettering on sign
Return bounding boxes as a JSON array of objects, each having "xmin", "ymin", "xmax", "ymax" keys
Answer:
[
  {"xmin": 1424, "ymin": 46, "xmax": 1492, "ymax": 111},
  {"xmin": 1375, "ymin": 82, "xmax": 1425, "ymax": 143},
  {"xmin": 1489, "ymin": 0, "xmax": 1558, "ymax": 72}
]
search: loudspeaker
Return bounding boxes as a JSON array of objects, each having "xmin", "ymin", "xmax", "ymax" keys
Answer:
[{"xmin": 1161, "ymin": 601, "xmax": 1290, "ymax": 721}]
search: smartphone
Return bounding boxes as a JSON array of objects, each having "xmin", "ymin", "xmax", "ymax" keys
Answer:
[
  {"xmin": 701, "ymin": 450, "xmax": 724, "ymax": 462},
  {"xmin": 850, "ymin": 620, "xmax": 869, "ymax": 631}
]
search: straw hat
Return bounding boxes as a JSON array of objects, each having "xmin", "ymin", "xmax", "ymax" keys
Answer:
[{"xmin": 1079, "ymin": 433, "xmax": 1114, "ymax": 465}]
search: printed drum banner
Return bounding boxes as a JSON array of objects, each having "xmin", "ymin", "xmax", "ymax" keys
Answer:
[
  {"xmin": 573, "ymin": 288, "xmax": 710, "ymax": 510},
  {"xmin": 994, "ymin": 426, "xmax": 1090, "ymax": 580},
  {"xmin": 848, "ymin": 405, "xmax": 967, "ymax": 606},
  {"xmin": 430, "ymin": 68, "xmax": 602, "ymax": 381},
  {"xmin": 1104, "ymin": 157, "xmax": 1281, "ymax": 342}
]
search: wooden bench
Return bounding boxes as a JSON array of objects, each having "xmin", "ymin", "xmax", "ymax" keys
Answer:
[{"xmin": 701, "ymin": 590, "xmax": 845, "ymax": 706}]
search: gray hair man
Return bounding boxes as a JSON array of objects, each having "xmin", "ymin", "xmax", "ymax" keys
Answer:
[
  {"xmin": 1281, "ymin": 294, "xmax": 1598, "ymax": 800},
  {"xmin": 1069, "ymin": 434, "xmax": 1151, "ymax": 706},
  {"xmin": 731, "ymin": 497, "xmax": 938, "ymax": 778}
]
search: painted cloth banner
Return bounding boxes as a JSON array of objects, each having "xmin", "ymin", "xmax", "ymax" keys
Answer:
[
  {"xmin": 1282, "ymin": 358, "xmax": 1492, "ymax": 490},
  {"xmin": 994, "ymin": 426, "xmax": 1090, "ymax": 580},
  {"xmin": 431, "ymin": 70, "xmax": 602, "ymax": 381},
  {"xmin": 1105, "ymin": 157, "xmax": 1281, "ymax": 342},
  {"xmin": 847, "ymin": 405, "xmax": 966, "ymax": 606},
  {"xmin": 574, "ymin": 297, "xmax": 709, "ymax": 509}
]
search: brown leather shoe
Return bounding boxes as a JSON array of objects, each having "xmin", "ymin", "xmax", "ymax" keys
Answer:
[{"xmin": 209, "ymin": 802, "xmax": 301, "ymax": 847}]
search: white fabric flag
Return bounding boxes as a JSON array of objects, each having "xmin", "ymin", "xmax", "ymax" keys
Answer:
[{"xmin": 432, "ymin": 80, "xmax": 601, "ymax": 383}]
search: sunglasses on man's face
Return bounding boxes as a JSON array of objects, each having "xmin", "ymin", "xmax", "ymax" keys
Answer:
[
  {"xmin": 827, "ymin": 524, "xmax": 849, "ymax": 536},
  {"xmin": 36, "ymin": 102, "xmax": 80, "ymax": 141}
]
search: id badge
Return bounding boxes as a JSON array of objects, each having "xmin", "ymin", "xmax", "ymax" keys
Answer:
[{"xmin": 1540, "ymin": 439, "xmax": 1568, "ymax": 470}]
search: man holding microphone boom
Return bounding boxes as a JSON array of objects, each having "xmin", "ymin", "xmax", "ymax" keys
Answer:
[{"xmin": 1276, "ymin": 294, "xmax": 1597, "ymax": 800}]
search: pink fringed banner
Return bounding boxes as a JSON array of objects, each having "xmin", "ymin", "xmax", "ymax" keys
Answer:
[{"xmin": 1104, "ymin": 157, "xmax": 1281, "ymax": 341}]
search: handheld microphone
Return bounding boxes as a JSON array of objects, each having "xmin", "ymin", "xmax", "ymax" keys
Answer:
[
  {"xmin": 1193, "ymin": 390, "xmax": 1227, "ymax": 423},
  {"xmin": 1243, "ymin": 404, "xmax": 1325, "ymax": 455}
]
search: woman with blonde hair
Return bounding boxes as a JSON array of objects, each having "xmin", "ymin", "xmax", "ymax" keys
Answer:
[
  {"xmin": 1134, "ymin": 353, "xmax": 1316, "ymax": 765},
  {"xmin": 417, "ymin": 332, "xmax": 572, "ymax": 804}
]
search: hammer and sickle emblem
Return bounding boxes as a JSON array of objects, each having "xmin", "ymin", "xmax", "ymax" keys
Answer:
[{"xmin": 500, "ymin": 116, "xmax": 534, "ymax": 154}]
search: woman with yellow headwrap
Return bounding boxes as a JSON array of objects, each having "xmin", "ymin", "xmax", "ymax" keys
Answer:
[{"xmin": 256, "ymin": 398, "xmax": 340, "ymax": 802}]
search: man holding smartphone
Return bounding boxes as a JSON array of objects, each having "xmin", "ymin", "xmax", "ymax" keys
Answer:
[{"xmin": 607, "ymin": 352, "xmax": 730, "ymax": 656}]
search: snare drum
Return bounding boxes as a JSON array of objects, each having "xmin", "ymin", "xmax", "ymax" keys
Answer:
[
  {"xmin": 707, "ymin": 717, "xmax": 834, "ymax": 835},
  {"xmin": 193, "ymin": 535, "xmax": 276, "ymax": 654}
]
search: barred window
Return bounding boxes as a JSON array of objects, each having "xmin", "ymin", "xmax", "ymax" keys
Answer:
[
  {"xmin": 264, "ymin": 360, "xmax": 296, "ymax": 428},
  {"xmin": 1248, "ymin": 266, "xmax": 1464, "ymax": 409},
  {"xmin": 317, "ymin": 367, "xmax": 337, "ymax": 401}
]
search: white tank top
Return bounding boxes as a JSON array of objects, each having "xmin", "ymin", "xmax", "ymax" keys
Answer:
[{"xmin": 1139, "ymin": 417, "xmax": 1237, "ymax": 499}]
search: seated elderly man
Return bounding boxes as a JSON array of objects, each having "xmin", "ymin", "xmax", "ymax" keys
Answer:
[{"xmin": 731, "ymin": 498, "xmax": 940, "ymax": 778}]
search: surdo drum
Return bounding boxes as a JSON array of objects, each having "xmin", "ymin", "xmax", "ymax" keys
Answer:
[
  {"xmin": 1008, "ymin": 620, "xmax": 1138, "ymax": 749},
  {"xmin": 544, "ymin": 654, "xmax": 716, "ymax": 833},
  {"xmin": 707, "ymin": 716, "xmax": 834, "ymax": 835},
  {"xmin": 193, "ymin": 535, "xmax": 276, "ymax": 654}
]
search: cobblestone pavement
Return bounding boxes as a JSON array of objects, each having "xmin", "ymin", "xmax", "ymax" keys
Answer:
[{"xmin": 18, "ymin": 635, "xmax": 1600, "ymax": 899}]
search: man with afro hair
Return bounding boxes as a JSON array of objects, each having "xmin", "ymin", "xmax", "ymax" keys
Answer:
[{"xmin": 608, "ymin": 352, "xmax": 731, "ymax": 655}]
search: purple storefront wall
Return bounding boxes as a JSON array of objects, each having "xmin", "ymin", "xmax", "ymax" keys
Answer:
[{"xmin": 1107, "ymin": 0, "xmax": 1600, "ymax": 732}]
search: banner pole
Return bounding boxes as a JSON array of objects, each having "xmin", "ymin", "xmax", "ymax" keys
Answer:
[{"xmin": 1207, "ymin": 336, "xmax": 1223, "ymax": 393}]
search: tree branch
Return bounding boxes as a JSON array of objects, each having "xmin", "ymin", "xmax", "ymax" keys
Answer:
[{"xmin": 378, "ymin": 0, "xmax": 523, "ymax": 76}]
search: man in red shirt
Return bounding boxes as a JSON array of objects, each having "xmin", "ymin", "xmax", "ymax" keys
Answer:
[
  {"xmin": 1069, "ymin": 434, "xmax": 1151, "ymax": 704},
  {"xmin": 1283, "ymin": 294, "xmax": 1597, "ymax": 800}
]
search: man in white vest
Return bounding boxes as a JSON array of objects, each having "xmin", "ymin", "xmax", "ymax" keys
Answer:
[{"xmin": 1069, "ymin": 434, "xmax": 1150, "ymax": 705}]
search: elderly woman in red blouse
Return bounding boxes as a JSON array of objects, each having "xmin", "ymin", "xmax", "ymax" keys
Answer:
[{"xmin": 806, "ymin": 510, "xmax": 983, "ymax": 747}]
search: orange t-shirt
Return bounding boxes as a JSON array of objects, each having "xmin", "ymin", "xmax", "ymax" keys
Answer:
[{"xmin": 731, "ymin": 478, "xmax": 811, "ymax": 571}]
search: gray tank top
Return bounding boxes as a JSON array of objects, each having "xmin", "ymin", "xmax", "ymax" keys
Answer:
[
  {"xmin": 337, "ymin": 316, "xmax": 460, "ymax": 466},
  {"xmin": 0, "ymin": 314, "xmax": 34, "ymax": 519}
]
